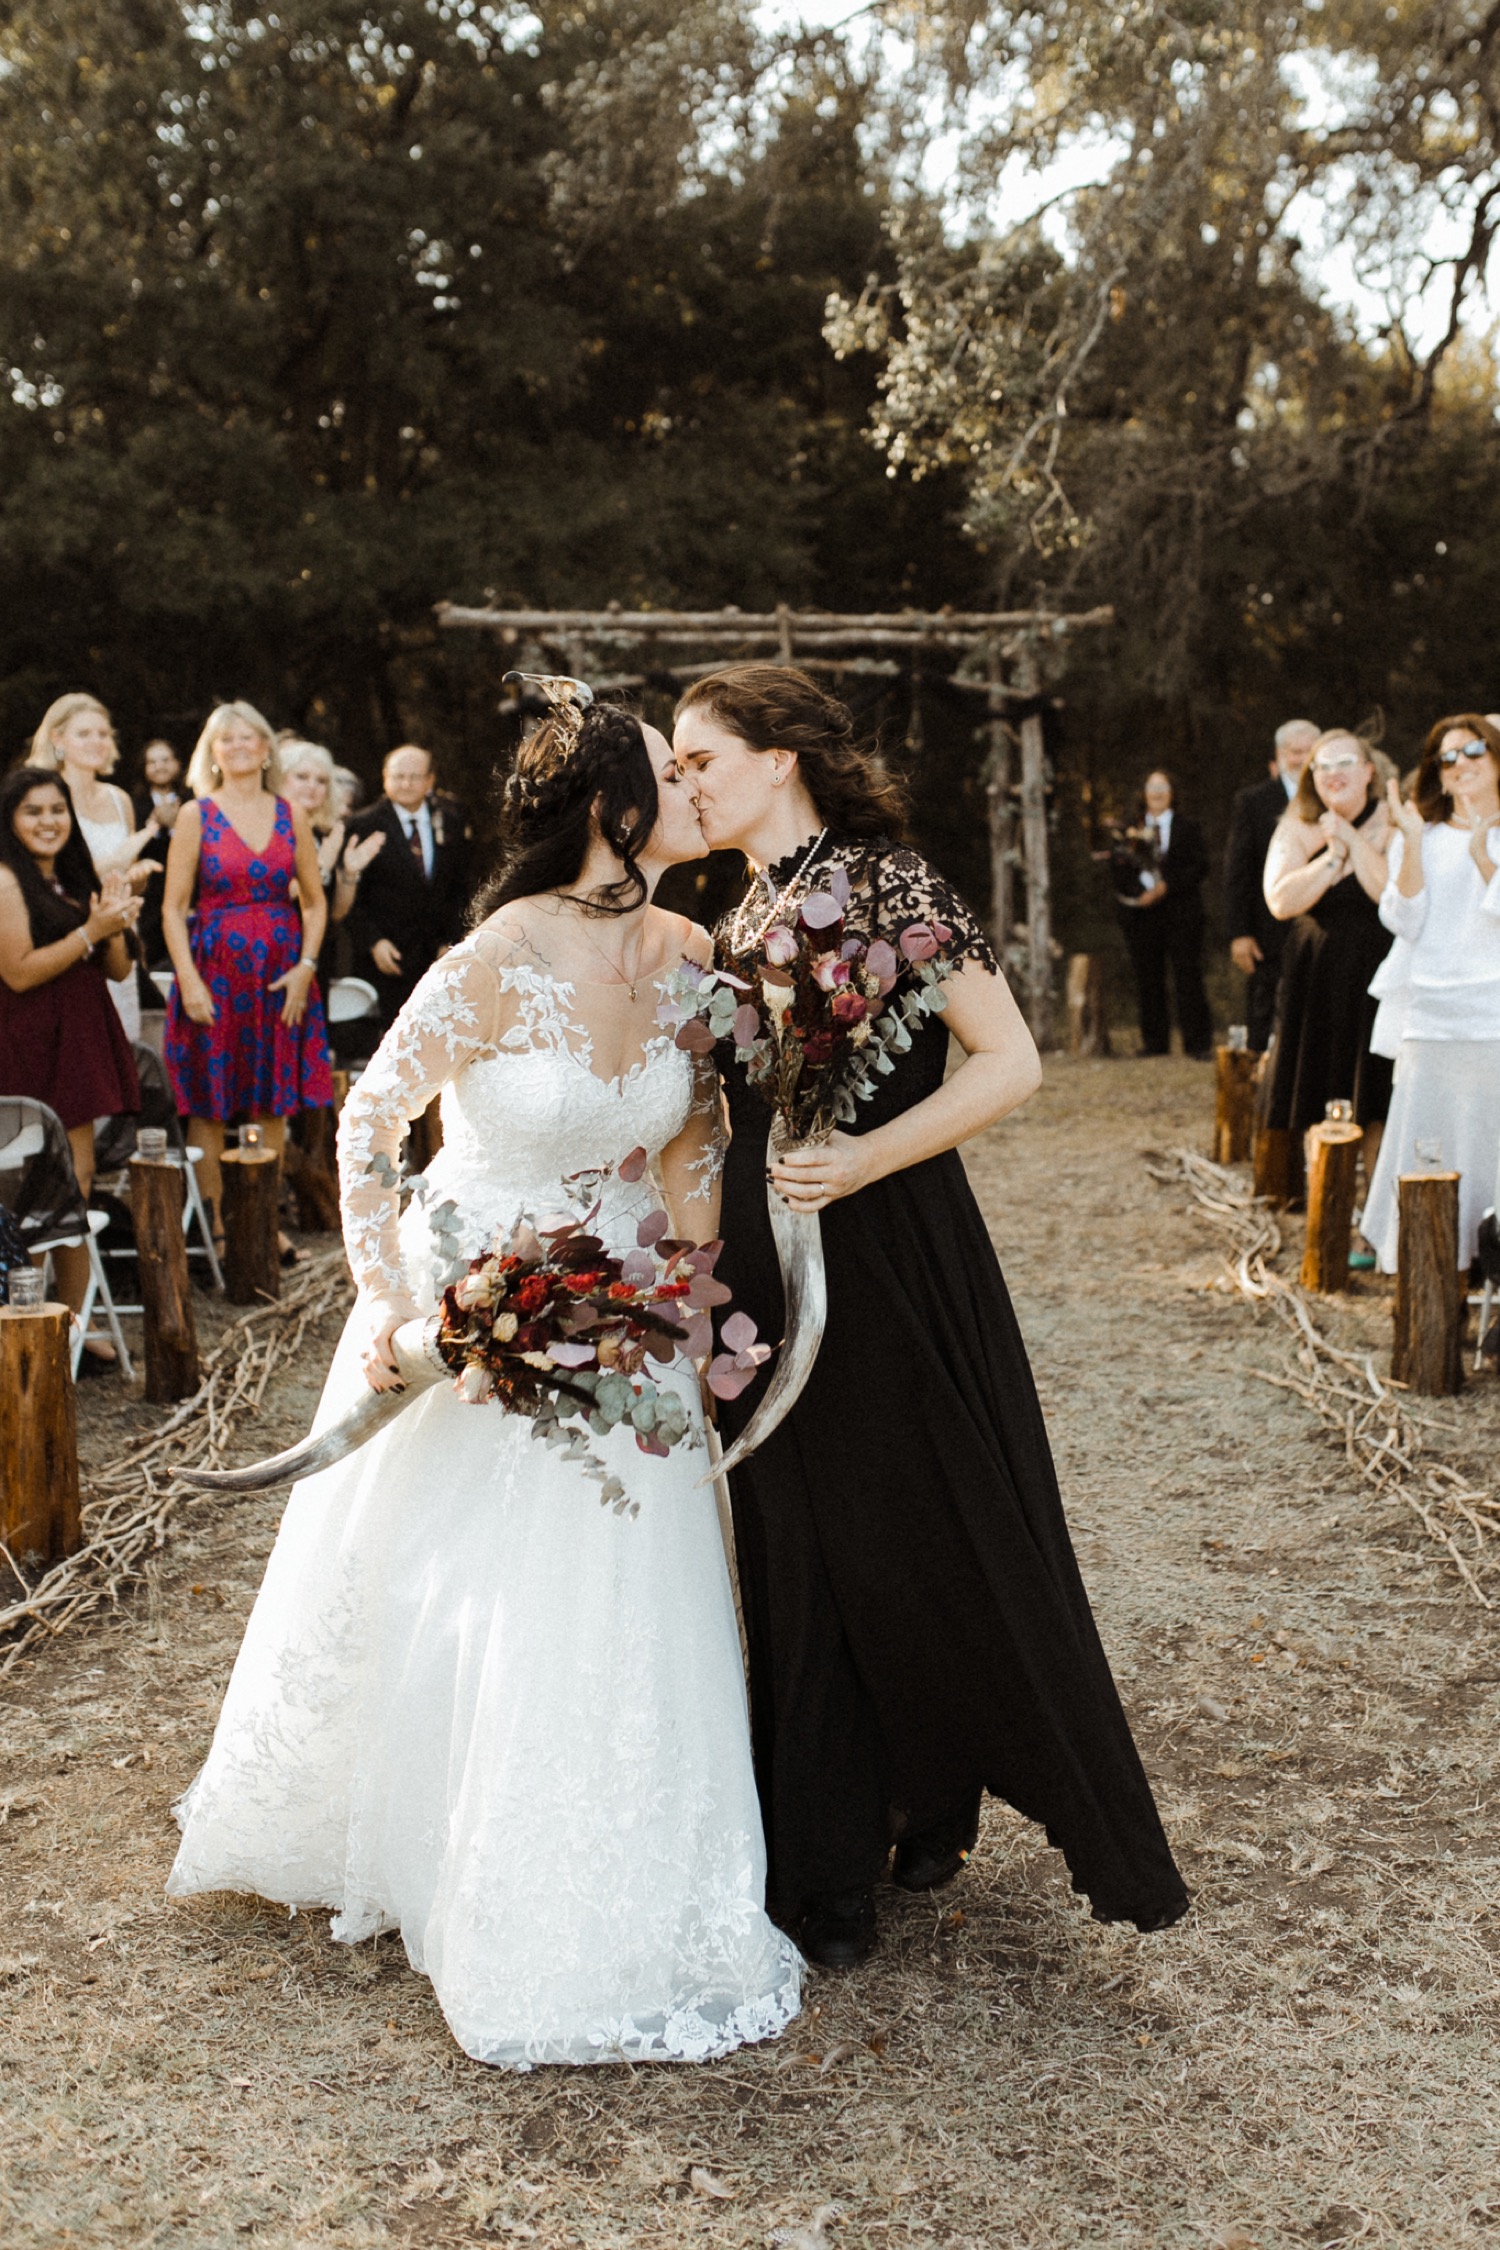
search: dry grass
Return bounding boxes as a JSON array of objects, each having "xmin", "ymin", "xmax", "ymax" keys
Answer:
[{"xmin": 3, "ymin": 1057, "xmax": 1500, "ymax": 2249}]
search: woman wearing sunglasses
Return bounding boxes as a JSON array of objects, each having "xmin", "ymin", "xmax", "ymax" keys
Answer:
[
  {"xmin": 1261, "ymin": 729, "xmax": 1394, "ymax": 1201},
  {"xmin": 1361, "ymin": 713, "xmax": 1500, "ymax": 1274}
]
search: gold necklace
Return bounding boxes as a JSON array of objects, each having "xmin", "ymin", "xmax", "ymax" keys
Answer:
[
  {"xmin": 729, "ymin": 827, "xmax": 829, "ymax": 954},
  {"xmin": 553, "ymin": 898, "xmax": 646, "ymax": 1000}
]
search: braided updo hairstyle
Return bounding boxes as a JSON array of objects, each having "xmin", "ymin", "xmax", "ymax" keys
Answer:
[
  {"xmin": 675, "ymin": 663, "xmax": 909, "ymax": 839},
  {"xmin": 469, "ymin": 702, "xmax": 660, "ymax": 925}
]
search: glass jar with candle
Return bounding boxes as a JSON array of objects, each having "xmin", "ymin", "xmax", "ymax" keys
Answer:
[
  {"xmin": 7, "ymin": 1265, "xmax": 44, "ymax": 1309},
  {"xmin": 1324, "ymin": 1099, "xmax": 1353, "ymax": 1125},
  {"xmin": 137, "ymin": 1127, "xmax": 169, "ymax": 1163}
]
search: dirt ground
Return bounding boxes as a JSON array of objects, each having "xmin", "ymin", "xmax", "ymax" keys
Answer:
[{"xmin": 4, "ymin": 1055, "xmax": 1500, "ymax": 2250}]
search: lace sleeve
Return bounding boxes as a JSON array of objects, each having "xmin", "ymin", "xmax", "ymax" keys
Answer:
[
  {"xmin": 857, "ymin": 843, "xmax": 1000, "ymax": 976},
  {"xmin": 336, "ymin": 940, "xmax": 505, "ymax": 1302},
  {"xmin": 658, "ymin": 1048, "xmax": 726, "ymax": 1240}
]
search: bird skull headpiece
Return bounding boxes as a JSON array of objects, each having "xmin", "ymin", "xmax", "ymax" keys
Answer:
[{"xmin": 503, "ymin": 670, "xmax": 595, "ymax": 783}]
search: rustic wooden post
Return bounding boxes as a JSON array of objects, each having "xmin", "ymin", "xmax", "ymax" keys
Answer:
[
  {"xmin": 1392, "ymin": 1171, "xmax": 1463, "ymax": 1396},
  {"xmin": 220, "ymin": 1148, "xmax": 281, "ymax": 1305},
  {"xmin": 1213, "ymin": 1047, "xmax": 1258, "ymax": 1164},
  {"xmin": 1300, "ymin": 1120, "xmax": 1363, "ymax": 1291},
  {"xmin": 1065, "ymin": 954, "xmax": 1110, "ymax": 1057},
  {"xmin": 128, "ymin": 1153, "xmax": 200, "ymax": 1403},
  {"xmin": 1013, "ymin": 635, "xmax": 1055, "ymax": 1048},
  {"xmin": 287, "ymin": 1107, "xmax": 340, "ymax": 1233},
  {"xmin": 1253, "ymin": 1125, "xmax": 1293, "ymax": 1208},
  {"xmin": 983, "ymin": 638, "xmax": 1015, "ymax": 970},
  {"xmin": 330, "ymin": 1066, "xmax": 351, "ymax": 1115},
  {"xmin": 0, "ymin": 1301, "xmax": 81, "ymax": 1565}
]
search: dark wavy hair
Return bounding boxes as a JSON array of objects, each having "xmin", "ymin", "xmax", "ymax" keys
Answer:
[
  {"xmin": 469, "ymin": 702, "xmax": 660, "ymax": 924},
  {"xmin": 0, "ymin": 765, "xmax": 102, "ymax": 942},
  {"xmin": 675, "ymin": 664, "xmax": 909, "ymax": 839},
  {"xmin": 1414, "ymin": 712, "xmax": 1500, "ymax": 824}
]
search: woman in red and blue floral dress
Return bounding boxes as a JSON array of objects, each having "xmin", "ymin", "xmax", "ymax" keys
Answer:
[{"xmin": 163, "ymin": 701, "xmax": 332, "ymax": 1253}]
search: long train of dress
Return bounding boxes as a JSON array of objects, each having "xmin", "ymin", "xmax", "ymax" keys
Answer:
[{"xmin": 167, "ymin": 937, "xmax": 801, "ymax": 2067}]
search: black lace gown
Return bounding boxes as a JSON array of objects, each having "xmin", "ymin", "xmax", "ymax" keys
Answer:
[{"xmin": 713, "ymin": 837, "xmax": 1188, "ymax": 1933}]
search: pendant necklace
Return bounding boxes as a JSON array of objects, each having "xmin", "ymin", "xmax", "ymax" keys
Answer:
[
  {"xmin": 730, "ymin": 828, "xmax": 829, "ymax": 955},
  {"xmin": 555, "ymin": 898, "xmax": 644, "ymax": 1000}
]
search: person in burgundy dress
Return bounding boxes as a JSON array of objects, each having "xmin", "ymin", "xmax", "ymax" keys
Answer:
[
  {"xmin": 0, "ymin": 764, "xmax": 141, "ymax": 1358},
  {"xmin": 162, "ymin": 701, "xmax": 332, "ymax": 1256}
]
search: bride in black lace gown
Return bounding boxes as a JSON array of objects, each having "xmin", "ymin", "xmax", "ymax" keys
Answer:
[{"xmin": 673, "ymin": 665, "xmax": 1188, "ymax": 1968}]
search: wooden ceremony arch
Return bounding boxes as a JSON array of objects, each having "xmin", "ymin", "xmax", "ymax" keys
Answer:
[{"xmin": 436, "ymin": 600, "xmax": 1113, "ymax": 1046}]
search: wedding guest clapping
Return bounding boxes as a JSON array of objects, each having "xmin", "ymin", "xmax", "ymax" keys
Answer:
[
  {"xmin": 132, "ymin": 738, "xmax": 185, "ymax": 971},
  {"xmin": 31, "ymin": 692, "xmax": 159, "ymax": 1038},
  {"xmin": 1362, "ymin": 714, "xmax": 1500, "ymax": 1273},
  {"xmin": 0, "ymin": 766, "xmax": 140, "ymax": 1354},
  {"xmin": 1262, "ymin": 729, "xmax": 1393, "ymax": 1197},
  {"xmin": 162, "ymin": 703, "xmax": 333, "ymax": 1257},
  {"xmin": 1223, "ymin": 718, "xmax": 1319, "ymax": 1051}
]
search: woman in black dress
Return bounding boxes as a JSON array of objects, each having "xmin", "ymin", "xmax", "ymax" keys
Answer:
[
  {"xmin": 672, "ymin": 665, "xmax": 1188, "ymax": 1968},
  {"xmin": 1262, "ymin": 729, "xmax": 1393, "ymax": 1201}
]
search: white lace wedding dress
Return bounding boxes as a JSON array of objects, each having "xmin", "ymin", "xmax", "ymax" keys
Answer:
[{"xmin": 167, "ymin": 928, "xmax": 802, "ymax": 2068}]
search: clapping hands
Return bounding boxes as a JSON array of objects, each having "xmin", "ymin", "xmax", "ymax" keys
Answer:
[
  {"xmin": 85, "ymin": 870, "xmax": 141, "ymax": 945},
  {"xmin": 1385, "ymin": 777, "xmax": 1425, "ymax": 846}
]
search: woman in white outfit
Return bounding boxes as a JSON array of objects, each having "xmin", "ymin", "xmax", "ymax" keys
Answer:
[
  {"xmin": 31, "ymin": 692, "xmax": 159, "ymax": 1042},
  {"xmin": 1364, "ymin": 712, "xmax": 1500, "ymax": 1274},
  {"xmin": 168, "ymin": 688, "xmax": 802, "ymax": 2069}
]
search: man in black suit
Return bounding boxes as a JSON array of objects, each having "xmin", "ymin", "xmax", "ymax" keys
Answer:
[
  {"xmin": 1114, "ymin": 768, "xmax": 1215, "ymax": 1058},
  {"xmin": 130, "ymin": 738, "xmax": 185, "ymax": 971},
  {"xmin": 341, "ymin": 744, "xmax": 473, "ymax": 1032},
  {"xmin": 1222, "ymin": 719, "xmax": 1319, "ymax": 1050}
]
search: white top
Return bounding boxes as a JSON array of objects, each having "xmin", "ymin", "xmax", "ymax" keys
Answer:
[
  {"xmin": 1368, "ymin": 820, "xmax": 1500, "ymax": 1051},
  {"xmin": 74, "ymin": 785, "xmax": 136, "ymax": 878}
]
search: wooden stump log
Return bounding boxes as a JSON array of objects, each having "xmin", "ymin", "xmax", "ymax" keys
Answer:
[
  {"xmin": 287, "ymin": 1106, "xmax": 340, "ymax": 1234},
  {"xmin": 1300, "ymin": 1120, "xmax": 1363, "ymax": 1292},
  {"xmin": 330, "ymin": 1067, "xmax": 351, "ymax": 1116},
  {"xmin": 1392, "ymin": 1170, "xmax": 1463, "ymax": 1396},
  {"xmin": 1212, "ymin": 1047, "xmax": 1258, "ymax": 1164},
  {"xmin": 0, "ymin": 1302, "xmax": 81, "ymax": 1566},
  {"xmin": 128, "ymin": 1154, "xmax": 200, "ymax": 1403},
  {"xmin": 220, "ymin": 1148, "xmax": 281, "ymax": 1305},
  {"xmin": 1065, "ymin": 953, "xmax": 1111, "ymax": 1057},
  {"xmin": 1253, "ymin": 1124, "xmax": 1293, "ymax": 1209}
]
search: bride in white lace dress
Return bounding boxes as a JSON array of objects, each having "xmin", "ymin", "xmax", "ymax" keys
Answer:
[{"xmin": 167, "ymin": 692, "xmax": 802, "ymax": 2068}]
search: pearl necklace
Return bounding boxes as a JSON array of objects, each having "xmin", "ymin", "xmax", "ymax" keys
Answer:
[{"xmin": 729, "ymin": 828, "xmax": 829, "ymax": 955}]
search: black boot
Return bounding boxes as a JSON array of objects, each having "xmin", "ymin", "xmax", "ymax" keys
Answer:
[
  {"xmin": 892, "ymin": 1796, "xmax": 982, "ymax": 1894},
  {"xmin": 798, "ymin": 1888, "xmax": 878, "ymax": 1969}
]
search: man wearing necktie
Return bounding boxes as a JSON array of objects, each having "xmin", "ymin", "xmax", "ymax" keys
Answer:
[
  {"xmin": 1113, "ymin": 766, "xmax": 1213, "ymax": 1059},
  {"xmin": 342, "ymin": 743, "xmax": 473, "ymax": 1036}
]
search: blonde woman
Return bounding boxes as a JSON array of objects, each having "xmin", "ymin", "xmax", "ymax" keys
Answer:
[
  {"xmin": 163, "ymin": 703, "xmax": 333, "ymax": 1253},
  {"xmin": 1262, "ymin": 728, "xmax": 1394, "ymax": 1198},
  {"xmin": 276, "ymin": 737, "xmax": 384, "ymax": 913},
  {"xmin": 31, "ymin": 691, "xmax": 159, "ymax": 1039}
]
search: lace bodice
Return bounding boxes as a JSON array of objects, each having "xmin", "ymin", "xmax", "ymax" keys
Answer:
[
  {"xmin": 717, "ymin": 834, "xmax": 998, "ymax": 981},
  {"xmin": 336, "ymin": 929, "xmax": 723, "ymax": 1305},
  {"xmin": 713, "ymin": 835, "xmax": 998, "ymax": 1147}
]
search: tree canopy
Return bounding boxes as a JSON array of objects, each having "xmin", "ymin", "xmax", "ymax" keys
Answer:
[{"xmin": 4, "ymin": 0, "xmax": 1500, "ymax": 969}]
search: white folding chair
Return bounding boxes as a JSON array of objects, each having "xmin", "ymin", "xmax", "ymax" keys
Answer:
[
  {"xmin": 1473, "ymin": 1134, "xmax": 1500, "ymax": 1370},
  {"xmin": 150, "ymin": 969, "xmax": 175, "ymax": 1003},
  {"xmin": 328, "ymin": 975, "xmax": 379, "ymax": 1026},
  {"xmin": 0, "ymin": 1100, "xmax": 135, "ymax": 1381}
]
